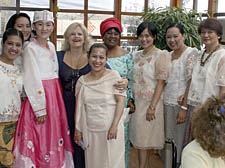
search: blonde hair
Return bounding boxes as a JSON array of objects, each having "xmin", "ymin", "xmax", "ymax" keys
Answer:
[
  {"xmin": 63, "ymin": 22, "xmax": 91, "ymax": 52},
  {"xmin": 192, "ymin": 96, "xmax": 225, "ymax": 158}
]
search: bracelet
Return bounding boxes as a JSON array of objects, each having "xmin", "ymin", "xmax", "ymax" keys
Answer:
[
  {"xmin": 180, "ymin": 106, "xmax": 188, "ymax": 111},
  {"xmin": 149, "ymin": 105, "xmax": 156, "ymax": 111}
]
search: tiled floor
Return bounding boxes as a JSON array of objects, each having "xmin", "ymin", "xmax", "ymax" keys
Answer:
[{"xmin": 129, "ymin": 147, "xmax": 164, "ymax": 168}]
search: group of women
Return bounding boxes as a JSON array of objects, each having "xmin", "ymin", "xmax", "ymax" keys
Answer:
[{"xmin": 0, "ymin": 9, "xmax": 225, "ymax": 168}]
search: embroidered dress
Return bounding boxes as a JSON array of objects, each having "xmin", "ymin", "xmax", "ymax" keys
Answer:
[
  {"xmin": 163, "ymin": 47, "xmax": 198, "ymax": 166},
  {"xmin": 129, "ymin": 47, "xmax": 169, "ymax": 149},
  {"xmin": 107, "ymin": 53, "xmax": 133, "ymax": 168},
  {"xmin": 76, "ymin": 70, "xmax": 126, "ymax": 168},
  {"xmin": 0, "ymin": 60, "xmax": 22, "ymax": 167},
  {"xmin": 13, "ymin": 40, "xmax": 74, "ymax": 168}
]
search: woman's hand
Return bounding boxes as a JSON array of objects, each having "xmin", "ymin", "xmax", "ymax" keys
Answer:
[
  {"xmin": 127, "ymin": 98, "xmax": 135, "ymax": 114},
  {"xmin": 107, "ymin": 125, "xmax": 118, "ymax": 140},
  {"xmin": 177, "ymin": 95, "xmax": 184, "ymax": 106},
  {"xmin": 36, "ymin": 115, "xmax": 46, "ymax": 124},
  {"xmin": 74, "ymin": 129, "xmax": 82, "ymax": 145},
  {"xmin": 146, "ymin": 105, "xmax": 155, "ymax": 121},
  {"xmin": 176, "ymin": 109, "xmax": 187, "ymax": 124},
  {"xmin": 113, "ymin": 78, "xmax": 128, "ymax": 93}
]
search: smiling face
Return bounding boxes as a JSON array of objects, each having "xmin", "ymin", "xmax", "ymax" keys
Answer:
[
  {"xmin": 68, "ymin": 26, "xmax": 84, "ymax": 49},
  {"xmin": 103, "ymin": 28, "xmax": 120, "ymax": 48},
  {"xmin": 33, "ymin": 21, "xmax": 54, "ymax": 40},
  {"xmin": 14, "ymin": 16, "xmax": 32, "ymax": 41},
  {"xmin": 200, "ymin": 28, "xmax": 220, "ymax": 47},
  {"xmin": 166, "ymin": 27, "xmax": 185, "ymax": 51},
  {"xmin": 89, "ymin": 47, "xmax": 107, "ymax": 72},
  {"xmin": 1, "ymin": 35, "xmax": 23, "ymax": 65},
  {"xmin": 138, "ymin": 28, "xmax": 154, "ymax": 50}
]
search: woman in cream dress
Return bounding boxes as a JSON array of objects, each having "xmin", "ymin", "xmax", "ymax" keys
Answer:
[
  {"xmin": 129, "ymin": 22, "xmax": 169, "ymax": 168},
  {"xmin": 74, "ymin": 43, "xmax": 126, "ymax": 168}
]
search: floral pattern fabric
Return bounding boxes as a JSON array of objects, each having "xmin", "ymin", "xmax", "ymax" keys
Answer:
[{"xmin": 0, "ymin": 61, "xmax": 22, "ymax": 123}]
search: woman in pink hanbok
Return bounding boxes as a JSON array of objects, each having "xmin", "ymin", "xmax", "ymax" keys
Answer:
[{"xmin": 13, "ymin": 10, "xmax": 74, "ymax": 168}]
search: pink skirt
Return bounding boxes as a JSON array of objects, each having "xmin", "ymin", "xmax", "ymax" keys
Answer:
[{"xmin": 13, "ymin": 78, "xmax": 74, "ymax": 168}]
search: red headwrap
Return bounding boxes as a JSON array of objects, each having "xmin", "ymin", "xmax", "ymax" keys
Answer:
[{"xmin": 100, "ymin": 17, "xmax": 122, "ymax": 37}]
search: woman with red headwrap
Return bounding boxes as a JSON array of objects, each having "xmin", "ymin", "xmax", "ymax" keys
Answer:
[{"xmin": 100, "ymin": 17, "xmax": 135, "ymax": 168}]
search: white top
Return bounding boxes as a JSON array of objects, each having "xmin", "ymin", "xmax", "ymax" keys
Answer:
[
  {"xmin": 0, "ymin": 60, "xmax": 23, "ymax": 122},
  {"xmin": 188, "ymin": 48, "xmax": 225, "ymax": 105},
  {"xmin": 164, "ymin": 47, "xmax": 198, "ymax": 105},
  {"xmin": 23, "ymin": 39, "xmax": 58, "ymax": 117},
  {"xmin": 181, "ymin": 140, "xmax": 225, "ymax": 168}
]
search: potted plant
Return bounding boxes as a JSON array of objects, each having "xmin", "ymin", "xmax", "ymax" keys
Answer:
[{"xmin": 142, "ymin": 7, "xmax": 205, "ymax": 50}]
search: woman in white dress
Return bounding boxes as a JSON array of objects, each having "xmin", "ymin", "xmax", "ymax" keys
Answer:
[
  {"xmin": 74, "ymin": 43, "xmax": 126, "ymax": 168},
  {"xmin": 129, "ymin": 22, "xmax": 169, "ymax": 168},
  {"xmin": 186, "ymin": 18, "xmax": 225, "ymax": 144},
  {"xmin": 163, "ymin": 23, "xmax": 198, "ymax": 168}
]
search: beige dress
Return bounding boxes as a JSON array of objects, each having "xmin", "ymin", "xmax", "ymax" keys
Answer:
[
  {"xmin": 75, "ymin": 70, "xmax": 126, "ymax": 168},
  {"xmin": 129, "ymin": 47, "xmax": 169, "ymax": 149}
]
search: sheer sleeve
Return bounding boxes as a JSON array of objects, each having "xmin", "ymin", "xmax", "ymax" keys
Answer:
[
  {"xmin": 216, "ymin": 54, "xmax": 225, "ymax": 86},
  {"xmin": 112, "ymin": 70, "xmax": 127, "ymax": 97},
  {"xmin": 155, "ymin": 50, "xmax": 170, "ymax": 80},
  {"xmin": 23, "ymin": 44, "xmax": 46, "ymax": 117},
  {"xmin": 185, "ymin": 48, "xmax": 198, "ymax": 81}
]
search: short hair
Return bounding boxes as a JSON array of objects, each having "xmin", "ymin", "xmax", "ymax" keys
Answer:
[
  {"xmin": 63, "ymin": 22, "xmax": 91, "ymax": 52},
  {"xmin": 166, "ymin": 23, "xmax": 185, "ymax": 35},
  {"xmin": 192, "ymin": 96, "xmax": 225, "ymax": 158},
  {"xmin": 198, "ymin": 18, "xmax": 223, "ymax": 42},
  {"xmin": 88, "ymin": 43, "xmax": 108, "ymax": 58},
  {"xmin": 137, "ymin": 22, "xmax": 157, "ymax": 39},
  {"xmin": 2, "ymin": 28, "xmax": 24, "ymax": 45},
  {"xmin": 5, "ymin": 13, "xmax": 31, "ymax": 31}
]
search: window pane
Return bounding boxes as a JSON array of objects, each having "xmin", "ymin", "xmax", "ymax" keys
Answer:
[
  {"xmin": 121, "ymin": 15, "xmax": 143, "ymax": 37},
  {"xmin": 20, "ymin": 11, "xmax": 35, "ymax": 22},
  {"xmin": 89, "ymin": 0, "xmax": 114, "ymax": 11},
  {"xmin": 197, "ymin": 0, "xmax": 208, "ymax": 13},
  {"xmin": 0, "ymin": 10, "xmax": 16, "ymax": 35},
  {"xmin": 121, "ymin": 39, "xmax": 139, "ymax": 53},
  {"xmin": 218, "ymin": 0, "xmax": 225, "ymax": 13},
  {"xmin": 87, "ymin": 14, "xmax": 113, "ymax": 36},
  {"xmin": 217, "ymin": 17, "xmax": 225, "ymax": 42},
  {"xmin": 57, "ymin": 13, "xmax": 84, "ymax": 36},
  {"xmin": 57, "ymin": 38, "xmax": 64, "ymax": 51},
  {"xmin": 0, "ymin": 0, "xmax": 16, "ymax": 7},
  {"xmin": 182, "ymin": 0, "xmax": 193, "ymax": 10},
  {"xmin": 149, "ymin": 0, "xmax": 170, "ymax": 9},
  {"xmin": 122, "ymin": 0, "xmax": 145, "ymax": 12},
  {"xmin": 21, "ymin": 0, "xmax": 49, "ymax": 8},
  {"xmin": 58, "ymin": 0, "xmax": 84, "ymax": 10}
]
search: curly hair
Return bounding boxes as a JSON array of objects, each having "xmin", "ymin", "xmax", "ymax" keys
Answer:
[
  {"xmin": 192, "ymin": 96, "xmax": 225, "ymax": 158},
  {"xmin": 63, "ymin": 22, "xmax": 91, "ymax": 52}
]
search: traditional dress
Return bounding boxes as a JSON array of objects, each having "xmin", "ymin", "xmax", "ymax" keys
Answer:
[
  {"xmin": 163, "ymin": 47, "xmax": 198, "ymax": 167},
  {"xmin": 13, "ymin": 40, "xmax": 74, "ymax": 168},
  {"xmin": 181, "ymin": 140, "xmax": 225, "ymax": 168},
  {"xmin": 129, "ymin": 47, "xmax": 169, "ymax": 149},
  {"xmin": 185, "ymin": 48, "xmax": 225, "ymax": 144},
  {"xmin": 107, "ymin": 53, "xmax": 133, "ymax": 168},
  {"xmin": 0, "ymin": 60, "xmax": 22, "ymax": 168},
  {"xmin": 76, "ymin": 70, "xmax": 126, "ymax": 168}
]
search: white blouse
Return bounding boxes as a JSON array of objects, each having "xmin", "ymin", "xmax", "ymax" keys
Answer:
[
  {"xmin": 188, "ymin": 48, "xmax": 225, "ymax": 105},
  {"xmin": 164, "ymin": 47, "xmax": 198, "ymax": 105},
  {"xmin": 0, "ymin": 60, "xmax": 23, "ymax": 122},
  {"xmin": 23, "ymin": 39, "xmax": 58, "ymax": 117}
]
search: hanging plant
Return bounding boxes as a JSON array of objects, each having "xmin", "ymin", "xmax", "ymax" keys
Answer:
[{"xmin": 142, "ymin": 7, "xmax": 206, "ymax": 50}]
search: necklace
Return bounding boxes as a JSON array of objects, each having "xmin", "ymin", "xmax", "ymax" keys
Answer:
[
  {"xmin": 200, "ymin": 45, "xmax": 220, "ymax": 66},
  {"xmin": 70, "ymin": 51, "xmax": 83, "ymax": 92}
]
